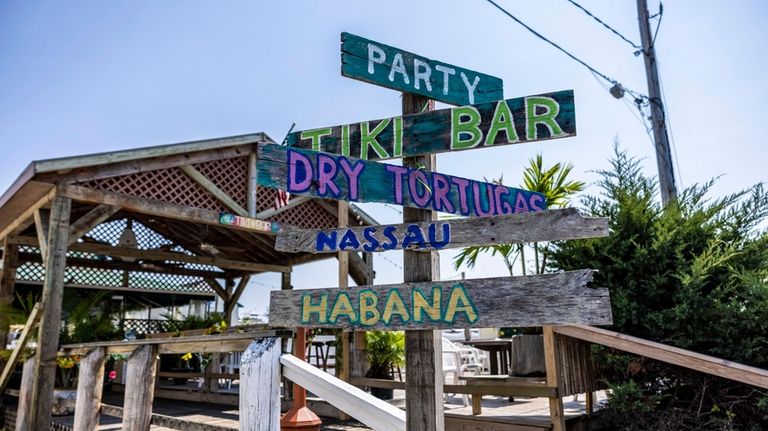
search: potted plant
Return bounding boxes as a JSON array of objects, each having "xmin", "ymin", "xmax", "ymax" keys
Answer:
[{"xmin": 365, "ymin": 331, "xmax": 405, "ymax": 400}]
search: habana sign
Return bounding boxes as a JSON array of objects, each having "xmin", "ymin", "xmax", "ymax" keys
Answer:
[
  {"xmin": 268, "ymin": 270, "xmax": 612, "ymax": 331},
  {"xmin": 274, "ymin": 208, "xmax": 609, "ymax": 254},
  {"xmin": 256, "ymin": 143, "xmax": 546, "ymax": 217},
  {"xmin": 285, "ymin": 90, "xmax": 575, "ymax": 161},
  {"xmin": 341, "ymin": 32, "xmax": 503, "ymax": 106}
]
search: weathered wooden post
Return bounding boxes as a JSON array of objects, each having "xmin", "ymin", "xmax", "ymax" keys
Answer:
[
  {"xmin": 122, "ymin": 345, "xmax": 158, "ymax": 431},
  {"xmin": 28, "ymin": 195, "xmax": 70, "ymax": 431},
  {"xmin": 73, "ymin": 347, "xmax": 106, "ymax": 431},
  {"xmin": 0, "ymin": 239, "xmax": 18, "ymax": 351},
  {"xmin": 15, "ymin": 355, "xmax": 36, "ymax": 431},
  {"xmin": 543, "ymin": 326, "xmax": 566, "ymax": 431},
  {"xmin": 239, "ymin": 337, "xmax": 281, "ymax": 431}
]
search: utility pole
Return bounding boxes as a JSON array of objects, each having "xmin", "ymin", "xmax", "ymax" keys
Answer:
[{"xmin": 637, "ymin": 0, "xmax": 677, "ymax": 204}]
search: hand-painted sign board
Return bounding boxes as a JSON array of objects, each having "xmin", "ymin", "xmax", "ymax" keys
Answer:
[
  {"xmin": 275, "ymin": 208, "xmax": 608, "ymax": 254},
  {"xmin": 256, "ymin": 143, "xmax": 546, "ymax": 217},
  {"xmin": 286, "ymin": 90, "xmax": 575, "ymax": 162},
  {"xmin": 268, "ymin": 270, "xmax": 611, "ymax": 331},
  {"xmin": 341, "ymin": 32, "xmax": 503, "ymax": 106},
  {"xmin": 219, "ymin": 212, "xmax": 281, "ymax": 233}
]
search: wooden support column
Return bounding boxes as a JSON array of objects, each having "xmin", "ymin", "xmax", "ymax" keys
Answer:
[
  {"xmin": 248, "ymin": 151, "xmax": 258, "ymax": 216},
  {"xmin": 33, "ymin": 209, "xmax": 50, "ymax": 265},
  {"xmin": 28, "ymin": 195, "xmax": 70, "ymax": 431},
  {"xmin": 15, "ymin": 356, "xmax": 36, "ymax": 431},
  {"xmin": 402, "ymin": 93, "xmax": 444, "ymax": 431},
  {"xmin": 0, "ymin": 238, "xmax": 18, "ymax": 350},
  {"xmin": 239, "ymin": 337, "xmax": 282, "ymax": 431},
  {"xmin": 223, "ymin": 278, "xmax": 236, "ymax": 325},
  {"xmin": 337, "ymin": 201, "xmax": 350, "ymax": 385},
  {"xmin": 281, "ymin": 270, "xmax": 293, "ymax": 401},
  {"xmin": 73, "ymin": 347, "xmax": 106, "ymax": 431},
  {"xmin": 225, "ymin": 275, "xmax": 251, "ymax": 325},
  {"xmin": 544, "ymin": 326, "xmax": 566, "ymax": 431},
  {"xmin": 123, "ymin": 345, "xmax": 158, "ymax": 431}
]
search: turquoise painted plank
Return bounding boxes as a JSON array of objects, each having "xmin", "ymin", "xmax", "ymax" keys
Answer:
[
  {"xmin": 341, "ymin": 32, "xmax": 503, "ymax": 106},
  {"xmin": 256, "ymin": 143, "xmax": 546, "ymax": 217},
  {"xmin": 286, "ymin": 90, "xmax": 575, "ymax": 161}
]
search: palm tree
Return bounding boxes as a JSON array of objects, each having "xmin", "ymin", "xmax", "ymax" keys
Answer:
[{"xmin": 453, "ymin": 154, "xmax": 585, "ymax": 276}]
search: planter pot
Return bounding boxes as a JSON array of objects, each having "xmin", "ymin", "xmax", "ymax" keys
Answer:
[
  {"xmin": 510, "ymin": 334, "xmax": 545, "ymax": 376},
  {"xmin": 370, "ymin": 386, "xmax": 394, "ymax": 400}
]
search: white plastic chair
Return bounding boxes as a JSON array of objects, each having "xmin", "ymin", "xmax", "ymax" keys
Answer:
[{"xmin": 442, "ymin": 338, "xmax": 483, "ymax": 406}]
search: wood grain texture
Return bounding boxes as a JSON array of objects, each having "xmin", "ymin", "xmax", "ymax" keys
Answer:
[
  {"xmin": 0, "ymin": 302, "xmax": 41, "ymax": 394},
  {"xmin": 0, "ymin": 238, "xmax": 18, "ymax": 350},
  {"xmin": 58, "ymin": 185, "xmax": 280, "ymax": 235},
  {"xmin": 180, "ymin": 164, "xmax": 249, "ymax": 216},
  {"xmin": 33, "ymin": 208, "xmax": 50, "ymax": 265},
  {"xmin": 276, "ymin": 208, "xmax": 608, "ymax": 253},
  {"xmin": 268, "ymin": 270, "xmax": 611, "ymax": 331},
  {"xmin": 73, "ymin": 347, "xmax": 106, "ymax": 431},
  {"xmin": 29, "ymin": 196, "xmax": 70, "ymax": 431},
  {"xmin": 122, "ymin": 344, "xmax": 158, "ymax": 431},
  {"xmin": 340, "ymin": 32, "xmax": 502, "ymax": 106},
  {"xmin": 14, "ymin": 355, "xmax": 36, "ymax": 431},
  {"xmin": 281, "ymin": 354, "xmax": 406, "ymax": 431},
  {"xmin": 543, "ymin": 326, "xmax": 565, "ymax": 431},
  {"xmin": 239, "ymin": 337, "xmax": 281, "ymax": 431},
  {"xmin": 257, "ymin": 143, "xmax": 545, "ymax": 217},
  {"xmin": 285, "ymin": 90, "xmax": 575, "ymax": 161},
  {"xmin": 554, "ymin": 325, "xmax": 768, "ymax": 390},
  {"xmin": 68, "ymin": 204, "xmax": 121, "ymax": 244}
]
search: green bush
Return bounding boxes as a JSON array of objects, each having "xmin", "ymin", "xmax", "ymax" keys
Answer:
[{"xmin": 548, "ymin": 145, "xmax": 768, "ymax": 429}]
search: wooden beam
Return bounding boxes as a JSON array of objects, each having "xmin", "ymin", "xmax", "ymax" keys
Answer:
[
  {"xmin": 543, "ymin": 326, "xmax": 566, "ymax": 431},
  {"xmin": 17, "ymin": 251, "xmax": 227, "ymax": 279},
  {"xmin": 240, "ymin": 337, "xmax": 282, "ymax": 430},
  {"xmin": 275, "ymin": 208, "xmax": 609, "ymax": 253},
  {"xmin": 248, "ymin": 151, "xmax": 258, "ymax": 217},
  {"xmin": 225, "ymin": 275, "xmax": 251, "ymax": 320},
  {"xmin": 68, "ymin": 204, "xmax": 121, "ymax": 244},
  {"xmin": 180, "ymin": 164, "xmax": 249, "ymax": 216},
  {"xmin": 0, "ymin": 302, "xmax": 42, "ymax": 394},
  {"xmin": 205, "ymin": 278, "xmax": 229, "ymax": 302},
  {"xmin": 255, "ymin": 195, "xmax": 311, "ymax": 220},
  {"xmin": 59, "ymin": 184, "xmax": 279, "ymax": 235},
  {"xmin": 33, "ymin": 208, "xmax": 50, "ymax": 265},
  {"xmin": 0, "ymin": 238, "xmax": 18, "ymax": 349},
  {"xmin": 0, "ymin": 187, "xmax": 56, "ymax": 240},
  {"xmin": 15, "ymin": 235, "xmax": 290, "ymax": 273},
  {"xmin": 347, "ymin": 252, "xmax": 374, "ymax": 287},
  {"xmin": 14, "ymin": 354, "xmax": 36, "ymax": 430},
  {"xmin": 554, "ymin": 325, "xmax": 768, "ymax": 390},
  {"xmin": 281, "ymin": 354, "xmax": 406, "ymax": 431},
  {"xmin": 29, "ymin": 195, "xmax": 70, "ymax": 431},
  {"xmin": 123, "ymin": 344, "xmax": 158, "ymax": 431},
  {"xmin": 73, "ymin": 347, "xmax": 106, "ymax": 430}
]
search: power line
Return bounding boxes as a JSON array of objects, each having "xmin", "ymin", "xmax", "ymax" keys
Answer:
[
  {"xmin": 564, "ymin": 0, "xmax": 641, "ymax": 49},
  {"xmin": 483, "ymin": 0, "xmax": 646, "ymax": 99}
]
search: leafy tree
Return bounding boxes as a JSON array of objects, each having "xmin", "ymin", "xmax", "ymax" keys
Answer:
[
  {"xmin": 548, "ymin": 145, "xmax": 768, "ymax": 429},
  {"xmin": 453, "ymin": 154, "xmax": 585, "ymax": 275}
]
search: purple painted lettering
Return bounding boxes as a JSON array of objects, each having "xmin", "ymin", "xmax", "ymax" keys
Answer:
[
  {"xmin": 316, "ymin": 154, "xmax": 340, "ymax": 197},
  {"xmin": 385, "ymin": 165, "xmax": 408, "ymax": 204},
  {"xmin": 339, "ymin": 157, "xmax": 365, "ymax": 201},
  {"xmin": 450, "ymin": 177, "xmax": 471, "ymax": 215},
  {"xmin": 472, "ymin": 182, "xmax": 497, "ymax": 216},
  {"xmin": 514, "ymin": 191, "xmax": 531, "ymax": 213},
  {"xmin": 431, "ymin": 173, "xmax": 454, "ymax": 213},
  {"xmin": 530, "ymin": 194, "xmax": 545, "ymax": 211},
  {"xmin": 288, "ymin": 150, "xmax": 312, "ymax": 193},
  {"xmin": 494, "ymin": 185, "xmax": 512, "ymax": 214},
  {"xmin": 408, "ymin": 170, "xmax": 432, "ymax": 208}
]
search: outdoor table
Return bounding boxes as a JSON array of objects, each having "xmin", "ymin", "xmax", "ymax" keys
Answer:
[{"xmin": 460, "ymin": 339, "xmax": 514, "ymax": 375}]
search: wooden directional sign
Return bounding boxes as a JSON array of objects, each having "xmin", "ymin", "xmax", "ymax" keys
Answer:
[
  {"xmin": 341, "ymin": 32, "xmax": 503, "ymax": 106},
  {"xmin": 275, "ymin": 208, "xmax": 607, "ymax": 254},
  {"xmin": 256, "ymin": 143, "xmax": 546, "ymax": 217},
  {"xmin": 269, "ymin": 270, "xmax": 612, "ymax": 331},
  {"xmin": 218, "ymin": 212, "xmax": 281, "ymax": 233},
  {"xmin": 286, "ymin": 90, "xmax": 575, "ymax": 161}
]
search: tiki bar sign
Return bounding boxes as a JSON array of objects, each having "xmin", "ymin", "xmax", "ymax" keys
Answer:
[
  {"xmin": 286, "ymin": 90, "xmax": 575, "ymax": 161},
  {"xmin": 256, "ymin": 143, "xmax": 546, "ymax": 216},
  {"xmin": 341, "ymin": 32, "xmax": 503, "ymax": 106},
  {"xmin": 268, "ymin": 270, "xmax": 612, "ymax": 331}
]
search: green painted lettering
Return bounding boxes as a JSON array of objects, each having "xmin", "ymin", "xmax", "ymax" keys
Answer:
[
  {"xmin": 392, "ymin": 116, "xmax": 404, "ymax": 157},
  {"xmin": 526, "ymin": 97, "xmax": 565, "ymax": 140},
  {"xmin": 341, "ymin": 124, "xmax": 351, "ymax": 156},
  {"xmin": 301, "ymin": 293, "xmax": 328, "ymax": 324},
  {"xmin": 444, "ymin": 285, "xmax": 479, "ymax": 323},
  {"xmin": 360, "ymin": 119, "xmax": 391, "ymax": 160},
  {"xmin": 485, "ymin": 100, "xmax": 519, "ymax": 146},
  {"xmin": 451, "ymin": 106, "xmax": 483, "ymax": 149},
  {"xmin": 300, "ymin": 127, "xmax": 333, "ymax": 151}
]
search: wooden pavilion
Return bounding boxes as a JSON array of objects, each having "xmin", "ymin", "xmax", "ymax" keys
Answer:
[{"xmin": 0, "ymin": 132, "xmax": 375, "ymax": 429}]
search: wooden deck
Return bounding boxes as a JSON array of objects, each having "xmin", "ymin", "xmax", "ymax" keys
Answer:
[{"xmin": 44, "ymin": 390, "xmax": 605, "ymax": 431}]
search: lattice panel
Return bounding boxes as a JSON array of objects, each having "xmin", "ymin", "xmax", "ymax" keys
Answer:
[
  {"xmin": 123, "ymin": 319, "xmax": 171, "ymax": 336},
  {"xmin": 257, "ymin": 188, "xmax": 338, "ymax": 229},
  {"xmin": 80, "ymin": 167, "xmax": 225, "ymax": 212},
  {"xmin": 193, "ymin": 157, "xmax": 248, "ymax": 209}
]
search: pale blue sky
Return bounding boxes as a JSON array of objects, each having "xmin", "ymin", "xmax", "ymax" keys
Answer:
[{"xmin": 1, "ymin": 1, "xmax": 766, "ymax": 316}]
